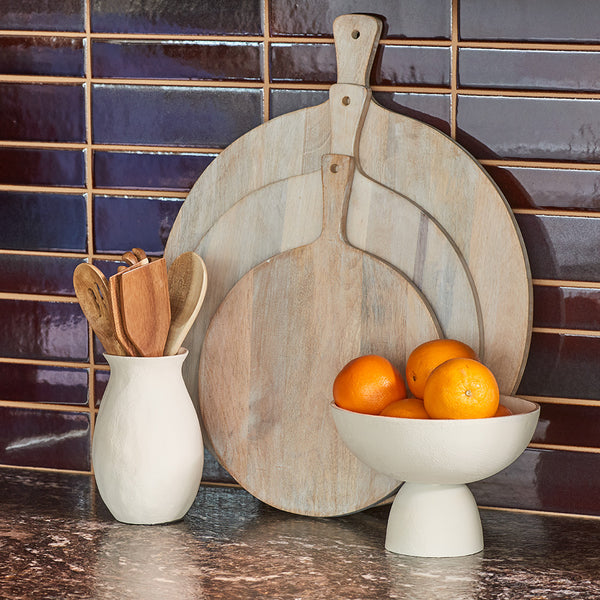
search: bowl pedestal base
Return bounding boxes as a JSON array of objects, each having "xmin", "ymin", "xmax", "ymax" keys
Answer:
[{"xmin": 385, "ymin": 482, "xmax": 484, "ymax": 557}]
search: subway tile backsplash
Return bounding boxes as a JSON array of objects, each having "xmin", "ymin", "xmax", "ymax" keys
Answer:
[{"xmin": 1, "ymin": 0, "xmax": 599, "ymax": 518}]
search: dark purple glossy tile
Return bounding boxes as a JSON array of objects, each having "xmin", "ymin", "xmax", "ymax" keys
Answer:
[
  {"xmin": 91, "ymin": 0, "xmax": 262, "ymax": 35},
  {"xmin": 0, "ymin": 363, "xmax": 88, "ymax": 406},
  {"xmin": 93, "ymin": 195, "xmax": 183, "ymax": 255},
  {"xmin": 0, "ymin": 148, "xmax": 85, "ymax": 187},
  {"xmin": 94, "ymin": 369, "xmax": 109, "ymax": 407},
  {"xmin": 92, "ymin": 85, "xmax": 263, "ymax": 148},
  {"xmin": 0, "ymin": 299, "xmax": 88, "ymax": 361},
  {"xmin": 515, "ymin": 213, "xmax": 600, "ymax": 282},
  {"xmin": 0, "ymin": 0, "xmax": 84, "ymax": 32},
  {"xmin": 93, "ymin": 151, "xmax": 215, "ymax": 191},
  {"xmin": 456, "ymin": 95, "xmax": 600, "ymax": 162},
  {"xmin": 0, "ymin": 192, "xmax": 86, "ymax": 252},
  {"xmin": 92, "ymin": 40, "xmax": 262, "ymax": 81},
  {"xmin": 0, "ymin": 83, "xmax": 85, "ymax": 143},
  {"xmin": 270, "ymin": 43, "xmax": 450, "ymax": 87},
  {"xmin": 459, "ymin": 48, "xmax": 600, "ymax": 92},
  {"xmin": 459, "ymin": 0, "xmax": 600, "ymax": 42},
  {"xmin": 0, "ymin": 406, "xmax": 90, "ymax": 471},
  {"xmin": 0, "ymin": 255, "xmax": 81, "ymax": 296},
  {"xmin": 269, "ymin": 89, "xmax": 451, "ymax": 134},
  {"xmin": 471, "ymin": 447, "xmax": 600, "ymax": 516},
  {"xmin": 270, "ymin": 0, "xmax": 451, "ymax": 39},
  {"xmin": 518, "ymin": 332, "xmax": 600, "ymax": 400},
  {"xmin": 533, "ymin": 285, "xmax": 600, "ymax": 331},
  {"xmin": 269, "ymin": 88, "xmax": 328, "ymax": 118},
  {"xmin": 486, "ymin": 166, "xmax": 600, "ymax": 213},
  {"xmin": 0, "ymin": 36, "xmax": 84, "ymax": 77},
  {"xmin": 532, "ymin": 402, "xmax": 600, "ymax": 448}
]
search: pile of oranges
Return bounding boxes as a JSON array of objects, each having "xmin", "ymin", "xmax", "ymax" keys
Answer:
[{"xmin": 333, "ymin": 339, "xmax": 511, "ymax": 420}]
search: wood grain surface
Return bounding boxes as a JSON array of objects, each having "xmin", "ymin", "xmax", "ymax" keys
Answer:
[{"xmin": 199, "ymin": 155, "xmax": 441, "ymax": 516}]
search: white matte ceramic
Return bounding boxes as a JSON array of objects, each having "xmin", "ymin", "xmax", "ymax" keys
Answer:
[
  {"xmin": 331, "ymin": 395, "xmax": 539, "ymax": 557},
  {"xmin": 92, "ymin": 349, "xmax": 204, "ymax": 525}
]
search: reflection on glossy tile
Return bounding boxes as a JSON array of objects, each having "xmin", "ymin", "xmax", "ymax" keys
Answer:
[
  {"xmin": 532, "ymin": 402, "xmax": 600, "ymax": 448},
  {"xmin": 0, "ymin": 83, "xmax": 85, "ymax": 143},
  {"xmin": 486, "ymin": 166, "xmax": 600, "ymax": 212},
  {"xmin": 0, "ymin": 192, "xmax": 86, "ymax": 252},
  {"xmin": 459, "ymin": 0, "xmax": 600, "ymax": 42},
  {"xmin": 94, "ymin": 369, "xmax": 110, "ymax": 407},
  {"xmin": 92, "ymin": 40, "xmax": 262, "ymax": 81},
  {"xmin": 91, "ymin": 0, "xmax": 262, "ymax": 35},
  {"xmin": 92, "ymin": 85, "xmax": 263, "ymax": 148},
  {"xmin": 0, "ymin": 363, "xmax": 88, "ymax": 406},
  {"xmin": 0, "ymin": 148, "xmax": 85, "ymax": 187},
  {"xmin": 515, "ymin": 214, "xmax": 600, "ymax": 282},
  {"xmin": 270, "ymin": 43, "xmax": 450, "ymax": 87},
  {"xmin": 0, "ymin": 0, "xmax": 84, "ymax": 32},
  {"xmin": 456, "ymin": 95, "xmax": 600, "ymax": 162},
  {"xmin": 533, "ymin": 285, "xmax": 600, "ymax": 331},
  {"xmin": 93, "ymin": 195, "xmax": 183, "ymax": 255},
  {"xmin": 0, "ymin": 36, "xmax": 85, "ymax": 77},
  {"xmin": 94, "ymin": 151, "xmax": 214, "ymax": 191},
  {"xmin": 0, "ymin": 255, "xmax": 81, "ymax": 296},
  {"xmin": 270, "ymin": 0, "xmax": 451, "ymax": 39},
  {"xmin": 0, "ymin": 406, "xmax": 90, "ymax": 471},
  {"xmin": 0, "ymin": 299, "xmax": 88, "ymax": 361},
  {"xmin": 518, "ymin": 332, "xmax": 600, "ymax": 400},
  {"xmin": 471, "ymin": 447, "xmax": 600, "ymax": 516},
  {"xmin": 459, "ymin": 48, "xmax": 600, "ymax": 92},
  {"xmin": 269, "ymin": 89, "xmax": 328, "ymax": 119}
]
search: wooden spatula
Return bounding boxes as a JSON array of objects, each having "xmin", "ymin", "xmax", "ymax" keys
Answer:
[
  {"xmin": 164, "ymin": 252, "xmax": 208, "ymax": 356},
  {"xmin": 118, "ymin": 258, "xmax": 171, "ymax": 357},
  {"xmin": 73, "ymin": 263, "xmax": 126, "ymax": 356}
]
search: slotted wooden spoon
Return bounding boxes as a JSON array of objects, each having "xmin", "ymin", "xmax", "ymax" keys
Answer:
[{"xmin": 73, "ymin": 263, "xmax": 126, "ymax": 356}]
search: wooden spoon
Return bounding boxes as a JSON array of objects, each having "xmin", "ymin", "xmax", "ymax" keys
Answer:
[
  {"xmin": 117, "ymin": 258, "xmax": 171, "ymax": 357},
  {"xmin": 73, "ymin": 263, "xmax": 127, "ymax": 356},
  {"xmin": 108, "ymin": 273, "xmax": 138, "ymax": 356},
  {"xmin": 164, "ymin": 252, "xmax": 208, "ymax": 356}
]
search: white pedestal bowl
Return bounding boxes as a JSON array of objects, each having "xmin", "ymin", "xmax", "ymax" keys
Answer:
[{"xmin": 330, "ymin": 395, "xmax": 540, "ymax": 557}]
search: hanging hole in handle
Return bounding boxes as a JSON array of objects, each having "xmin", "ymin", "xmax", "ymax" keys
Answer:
[
  {"xmin": 341, "ymin": 96, "xmax": 351, "ymax": 106},
  {"xmin": 351, "ymin": 30, "xmax": 360, "ymax": 39},
  {"xmin": 330, "ymin": 163, "xmax": 339, "ymax": 173}
]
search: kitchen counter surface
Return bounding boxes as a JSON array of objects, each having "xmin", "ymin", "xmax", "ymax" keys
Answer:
[{"xmin": 1, "ymin": 468, "xmax": 599, "ymax": 600}]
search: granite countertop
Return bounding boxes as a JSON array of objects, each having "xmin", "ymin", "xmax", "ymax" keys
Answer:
[{"xmin": 1, "ymin": 468, "xmax": 600, "ymax": 600}]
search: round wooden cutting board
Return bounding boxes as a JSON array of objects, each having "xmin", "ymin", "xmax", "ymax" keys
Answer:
[{"xmin": 164, "ymin": 13, "xmax": 532, "ymax": 516}]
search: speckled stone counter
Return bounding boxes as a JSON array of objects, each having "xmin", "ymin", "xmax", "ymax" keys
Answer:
[{"xmin": 1, "ymin": 468, "xmax": 600, "ymax": 599}]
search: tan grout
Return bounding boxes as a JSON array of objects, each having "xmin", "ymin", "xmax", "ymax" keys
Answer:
[{"xmin": 450, "ymin": 0, "xmax": 458, "ymax": 138}]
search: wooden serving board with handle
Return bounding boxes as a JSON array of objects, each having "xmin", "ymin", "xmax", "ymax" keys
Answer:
[
  {"xmin": 165, "ymin": 13, "xmax": 531, "ymax": 402},
  {"xmin": 199, "ymin": 155, "xmax": 441, "ymax": 516}
]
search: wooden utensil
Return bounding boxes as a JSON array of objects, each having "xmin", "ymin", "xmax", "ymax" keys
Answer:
[
  {"xmin": 164, "ymin": 252, "xmax": 208, "ymax": 356},
  {"xmin": 199, "ymin": 155, "xmax": 441, "ymax": 517},
  {"xmin": 73, "ymin": 263, "xmax": 126, "ymax": 356},
  {"xmin": 108, "ymin": 273, "xmax": 138, "ymax": 356},
  {"xmin": 117, "ymin": 258, "xmax": 171, "ymax": 357}
]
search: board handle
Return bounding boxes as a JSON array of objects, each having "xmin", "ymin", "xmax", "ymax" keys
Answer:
[
  {"xmin": 333, "ymin": 14, "xmax": 382, "ymax": 87},
  {"xmin": 320, "ymin": 154, "xmax": 354, "ymax": 243}
]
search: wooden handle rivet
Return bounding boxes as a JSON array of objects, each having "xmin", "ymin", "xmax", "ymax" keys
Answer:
[{"xmin": 351, "ymin": 29, "xmax": 360, "ymax": 39}]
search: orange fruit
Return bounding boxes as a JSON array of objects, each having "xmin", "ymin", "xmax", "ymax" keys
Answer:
[
  {"xmin": 333, "ymin": 355, "xmax": 406, "ymax": 415},
  {"xmin": 423, "ymin": 357, "xmax": 499, "ymax": 419},
  {"xmin": 379, "ymin": 397, "xmax": 430, "ymax": 419},
  {"xmin": 405, "ymin": 339, "xmax": 477, "ymax": 399},
  {"xmin": 494, "ymin": 404, "xmax": 513, "ymax": 417}
]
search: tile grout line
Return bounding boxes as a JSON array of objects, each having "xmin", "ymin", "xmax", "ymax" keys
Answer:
[
  {"xmin": 263, "ymin": 0, "xmax": 271, "ymax": 122},
  {"xmin": 450, "ymin": 0, "xmax": 459, "ymax": 139},
  {"xmin": 84, "ymin": 0, "xmax": 96, "ymax": 472}
]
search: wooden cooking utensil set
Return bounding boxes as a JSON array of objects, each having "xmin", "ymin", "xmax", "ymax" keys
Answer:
[{"xmin": 73, "ymin": 249, "xmax": 207, "ymax": 358}]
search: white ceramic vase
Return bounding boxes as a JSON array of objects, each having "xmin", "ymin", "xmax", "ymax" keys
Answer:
[{"xmin": 92, "ymin": 349, "xmax": 204, "ymax": 525}]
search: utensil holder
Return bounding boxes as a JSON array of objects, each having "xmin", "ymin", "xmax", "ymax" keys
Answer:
[{"xmin": 92, "ymin": 349, "xmax": 203, "ymax": 524}]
